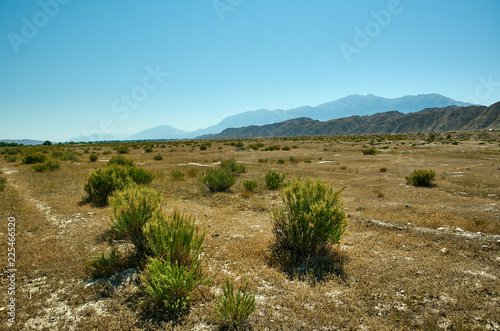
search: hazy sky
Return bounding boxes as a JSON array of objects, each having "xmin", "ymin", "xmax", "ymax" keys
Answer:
[{"xmin": 1, "ymin": 0, "xmax": 499, "ymax": 141}]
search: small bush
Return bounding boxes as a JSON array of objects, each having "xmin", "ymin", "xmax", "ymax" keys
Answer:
[
  {"xmin": 109, "ymin": 186, "xmax": 163, "ymax": 256},
  {"xmin": 243, "ymin": 179, "xmax": 258, "ymax": 192},
  {"xmin": 22, "ymin": 153, "xmax": 47, "ymax": 164},
  {"xmin": 265, "ymin": 145, "xmax": 281, "ymax": 151},
  {"xmin": 362, "ymin": 147, "xmax": 377, "ymax": 155},
  {"xmin": 33, "ymin": 160, "xmax": 61, "ymax": 172},
  {"xmin": 83, "ymin": 165, "xmax": 133, "ymax": 207},
  {"xmin": 282, "ymin": 146, "xmax": 291, "ymax": 151},
  {"xmin": 144, "ymin": 210, "xmax": 205, "ymax": 267},
  {"xmin": 88, "ymin": 245, "xmax": 124, "ymax": 277},
  {"xmin": 265, "ymin": 170, "xmax": 285, "ymax": 190},
  {"xmin": 127, "ymin": 167, "xmax": 154, "ymax": 185},
  {"xmin": 0, "ymin": 177, "xmax": 6, "ymax": 191},
  {"xmin": 199, "ymin": 168, "xmax": 236, "ymax": 193},
  {"xmin": 170, "ymin": 169, "xmax": 185, "ymax": 180},
  {"xmin": 61, "ymin": 152, "xmax": 79, "ymax": 161},
  {"xmin": 4, "ymin": 155, "xmax": 17, "ymax": 163},
  {"xmin": 140, "ymin": 257, "xmax": 207, "ymax": 315},
  {"xmin": 379, "ymin": 167, "xmax": 388, "ymax": 172},
  {"xmin": 153, "ymin": 154, "xmax": 163, "ymax": 161},
  {"xmin": 199, "ymin": 144, "xmax": 208, "ymax": 150},
  {"xmin": 51, "ymin": 151, "xmax": 63, "ymax": 158},
  {"xmin": 144, "ymin": 147, "xmax": 153, "ymax": 153},
  {"xmin": 103, "ymin": 151, "xmax": 111, "ymax": 155},
  {"xmin": 405, "ymin": 169, "xmax": 436, "ymax": 187},
  {"xmin": 289, "ymin": 156, "xmax": 298, "ymax": 163},
  {"xmin": 108, "ymin": 156, "xmax": 134, "ymax": 167},
  {"xmin": 89, "ymin": 154, "xmax": 98, "ymax": 162},
  {"xmin": 271, "ymin": 178, "xmax": 347, "ymax": 260},
  {"xmin": 277, "ymin": 159, "xmax": 285, "ymax": 164},
  {"xmin": 215, "ymin": 278, "xmax": 256, "ymax": 328},
  {"xmin": 220, "ymin": 159, "xmax": 246, "ymax": 175},
  {"xmin": 116, "ymin": 146, "xmax": 130, "ymax": 154}
]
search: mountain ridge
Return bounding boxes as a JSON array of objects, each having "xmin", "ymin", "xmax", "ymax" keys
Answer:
[{"xmin": 208, "ymin": 103, "xmax": 500, "ymax": 139}]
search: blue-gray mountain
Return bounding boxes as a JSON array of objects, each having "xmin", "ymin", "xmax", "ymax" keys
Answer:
[
  {"xmin": 208, "ymin": 102, "xmax": 500, "ymax": 139},
  {"xmin": 67, "ymin": 94, "xmax": 472, "ymax": 141}
]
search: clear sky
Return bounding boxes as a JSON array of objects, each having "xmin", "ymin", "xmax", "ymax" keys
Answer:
[{"xmin": 1, "ymin": 0, "xmax": 499, "ymax": 141}]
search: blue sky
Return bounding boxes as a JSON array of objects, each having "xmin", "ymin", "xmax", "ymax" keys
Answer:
[{"xmin": 1, "ymin": 0, "xmax": 499, "ymax": 141}]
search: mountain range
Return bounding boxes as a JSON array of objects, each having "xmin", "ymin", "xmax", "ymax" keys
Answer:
[
  {"xmin": 67, "ymin": 94, "xmax": 472, "ymax": 142},
  {"xmin": 208, "ymin": 102, "xmax": 500, "ymax": 139}
]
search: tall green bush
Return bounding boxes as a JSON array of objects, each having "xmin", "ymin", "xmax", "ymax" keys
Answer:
[
  {"xmin": 109, "ymin": 186, "xmax": 163, "ymax": 256},
  {"xmin": 22, "ymin": 153, "xmax": 47, "ymax": 164},
  {"xmin": 265, "ymin": 170, "xmax": 285, "ymax": 190},
  {"xmin": 220, "ymin": 159, "xmax": 246, "ymax": 175},
  {"xmin": 83, "ymin": 165, "xmax": 133, "ymax": 207},
  {"xmin": 215, "ymin": 278, "xmax": 256, "ymax": 327},
  {"xmin": 271, "ymin": 178, "xmax": 347, "ymax": 259}
]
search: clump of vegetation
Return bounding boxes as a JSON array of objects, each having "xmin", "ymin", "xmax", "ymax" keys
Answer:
[
  {"xmin": 88, "ymin": 245, "xmax": 126, "ymax": 277},
  {"xmin": 4, "ymin": 155, "xmax": 17, "ymax": 163},
  {"xmin": 186, "ymin": 168, "xmax": 198, "ymax": 178},
  {"xmin": 406, "ymin": 169, "xmax": 436, "ymax": 187},
  {"xmin": 215, "ymin": 278, "xmax": 256, "ymax": 328},
  {"xmin": 170, "ymin": 169, "xmax": 185, "ymax": 180},
  {"xmin": 243, "ymin": 179, "xmax": 258, "ymax": 192},
  {"xmin": 289, "ymin": 156, "xmax": 298, "ymax": 163},
  {"xmin": 103, "ymin": 151, "xmax": 111, "ymax": 155},
  {"xmin": 61, "ymin": 151, "xmax": 80, "ymax": 161},
  {"xmin": 248, "ymin": 143, "xmax": 264, "ymax": 150},
  {"xmin": 109, "ymin": 186, "xmax": 163, "ymax": 257},
  {"xmin": 108, "ymin": 155, "xmax": 134, "ymax": 167},
  {"xmin": 0, "ymin": 177, "xmax": 6, "ymax": 191},
  {"xmin": 199, "ymin": 168, "xmax": 236, "ymax": 193},
  {"xmin": 282, "ymin": 146, "xmax": 291, "ymax": 151},
  {"xmin": 220, "ymin": 159, "xmax": 246, "ymax": 175},
  {"xmin": 362, "ymin": 147, "xmax": 377, "ymax": 155},
  {"xmin": 89, "ymin": 153, "xmax": 98, "ymax": 162},
  {"xmin": 265, "ymin": 145, "xmax": 281, "ymax": 151},
  {"xmin": 199, "ymin": 144, "xmax": 208, "ymax": 150},
  {"xmin": 116, "ymin": 146, "xmax": 130, "ymax": 154},
  {"xmin": 153, "ymin": 154, "xmax": 163, "ymax": 161},
  {"xmin": 32, "ymin": 160, "xmax": 61, "ymax": 172},
  {"xmin": 141, "ymin": 211, "xmax": 208, "ymax": 315},
  {"xmin": 144, "ymin": 147, "xmax": 153, "ymax": 153},
  {"xmin": 277, "ymin": 159, "xmax": 285, "ymax": 164},
  {"xmin": 265, "ymin": 170, "xmax": 285, "ymax": 190},
  {"xmin": 83, "ymin": 165, "xmax": 133, "ymax": 207},
  {"xmin": 22, "ymin": 153, "xmax": 47, "ymax": 164},
  {"xmin": 270, "ymin": 178, "xmax": 347, "ymax": 280},
  {"xmin": 379, "ymin": 167, "xmax": 388, "ymax": 172},
  {"xmin": 127, "ymin": 167, "xmax": 155, "ymax": 185},
  {"xmin": 51, "ymin": 150, "xmax": 63, "ymax": 158}
]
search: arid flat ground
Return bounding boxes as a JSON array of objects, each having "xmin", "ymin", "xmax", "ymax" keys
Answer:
[{"xmin": 1, "ymin": 132, "xmax": 499, "ymax": 330}]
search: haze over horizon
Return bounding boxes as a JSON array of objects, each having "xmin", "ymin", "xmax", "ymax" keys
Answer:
[{"xmin": 1, "ymin": 1, "xmax": 500, "ymax": 141}]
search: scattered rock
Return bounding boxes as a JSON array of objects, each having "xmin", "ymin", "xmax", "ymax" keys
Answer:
[
  {"xmin": 440, "ymin": 248, "xmax": 448, "ymax": 254},
  {"xmin": 455, "ymin": 228, "xmax": 464, "ymax": 233}
]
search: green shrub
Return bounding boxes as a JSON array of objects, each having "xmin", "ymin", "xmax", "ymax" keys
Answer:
[
  {"xmin": 127, "ymin": 167, "xmax": 154, "ymax": 185},
  {"xmin": 277, "ymin": 159, "xmax": 285, "ymax": 164},
  {"xmin": 220, "ymin": 159, "xmax": 246, "ymax": 175},
  {"xmin": 248, "ymin": 143, "xmax": 264, "ymax": 150},
  {"xmin": 33, "ymin": 160, "xmax": 61, "ymax": 172},
  {"xmin": 22, "ymin": 153, "xmax": 47, "ymax": 164},
  {"xmin": 153, "ymin": 154, "xmax": 163, "ymax": 161},
  {"xmin": 170, "ymin": 169, "xmax": 185, "ymax": 180},
  {"xmin": 144, "ymin": 210, "xmax": 205, "ymax": 267},
  {"xmin": 144, "ymin": 147, "xmax": 153, "ymax": 153},
  {"xmin": 0, "ymin": 177, "xmax": 6, "ymax": 191},
  {"xmin": 116, "ymin": 146, "xmax": 130, "ymax": 154},
  {"xmin": 199, "ymin": 144, "xmax": 208, "ymax": 150},
  {"xmin": 103, "ymin": 151, "xmax": 111, "ymax": 155},
  {"xmin": 265, "ymin": 170, "xmax": 285, "ymax": 190},
  {"xmin": 51, "ymin": 151, "xmax": 63, "ymax": 158},
  {"xmin": 89, "ymin": 153, "xmax": 98, "ymax": 162},
  {"xmin": 282, "ymin": 146, "xmax": 291, "ymax": 151},
  {"xmin": 109, "ymin": 186, "xmax": 163, "ymax": 256},
  {"xmin": 199, "ymin": 168, "xmax": 236, "ymax": 193},
  {"xmin": 4, "ymin": 155, "xmax": 17, "ymax": 163},
  {"xmin": 289, "ymin": 156, "xmax": 298, "ymax": 163},
  {"xmin": 215, "ymin": 278, "xmax": 256, "ymax": 328},
  {"xmin": 362, "ymin": 147, "xmax": 377, "ymax": 155},
  {"xmin": 83, "ymin": 165, "xmax": 133, "ymax": 207},
  {"xmin": 141, "ymin": 210, "xmax": 208, "ymax": 315},
  {"xmin": 243, "ymin": 179, "xmax": 258, "ymax": 192},
  {"xmin": 108, "ymin": 155, "xmax": 134, "ymax": 167},
  {"xmin": 265, "ymin": 145, "xmax": 281, "ymax": 151},
  {"xmin": 405, "ymin": 169, "xmax": 436, "ymax": 187},
  {"xmin": 61, "ymin": 152, "xmax": 79, "ymax": 161},
  {"xmin": 140, "ymin": 257, "xmax": 207, "ymax": 315},
  {"xmin": 271, "ymin": 178, "xmax": 347, "ymax": 260}
]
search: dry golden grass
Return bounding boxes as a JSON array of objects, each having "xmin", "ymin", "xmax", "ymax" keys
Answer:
[{"xmin": 0, "ymin": 132, "xmax": 499, "ymax": 330}]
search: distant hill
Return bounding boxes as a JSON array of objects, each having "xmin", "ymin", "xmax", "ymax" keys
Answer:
[
  {"xmin": 0, "ymin": 139, "xmax": 45, "ymax": 145},
  {"xmin": 208, "ymin": 103, "xmax": 500, "ymax": 139},
  {"xmin": 66, "ymin": 94, "xmax": 474, "ymax": 142}
]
